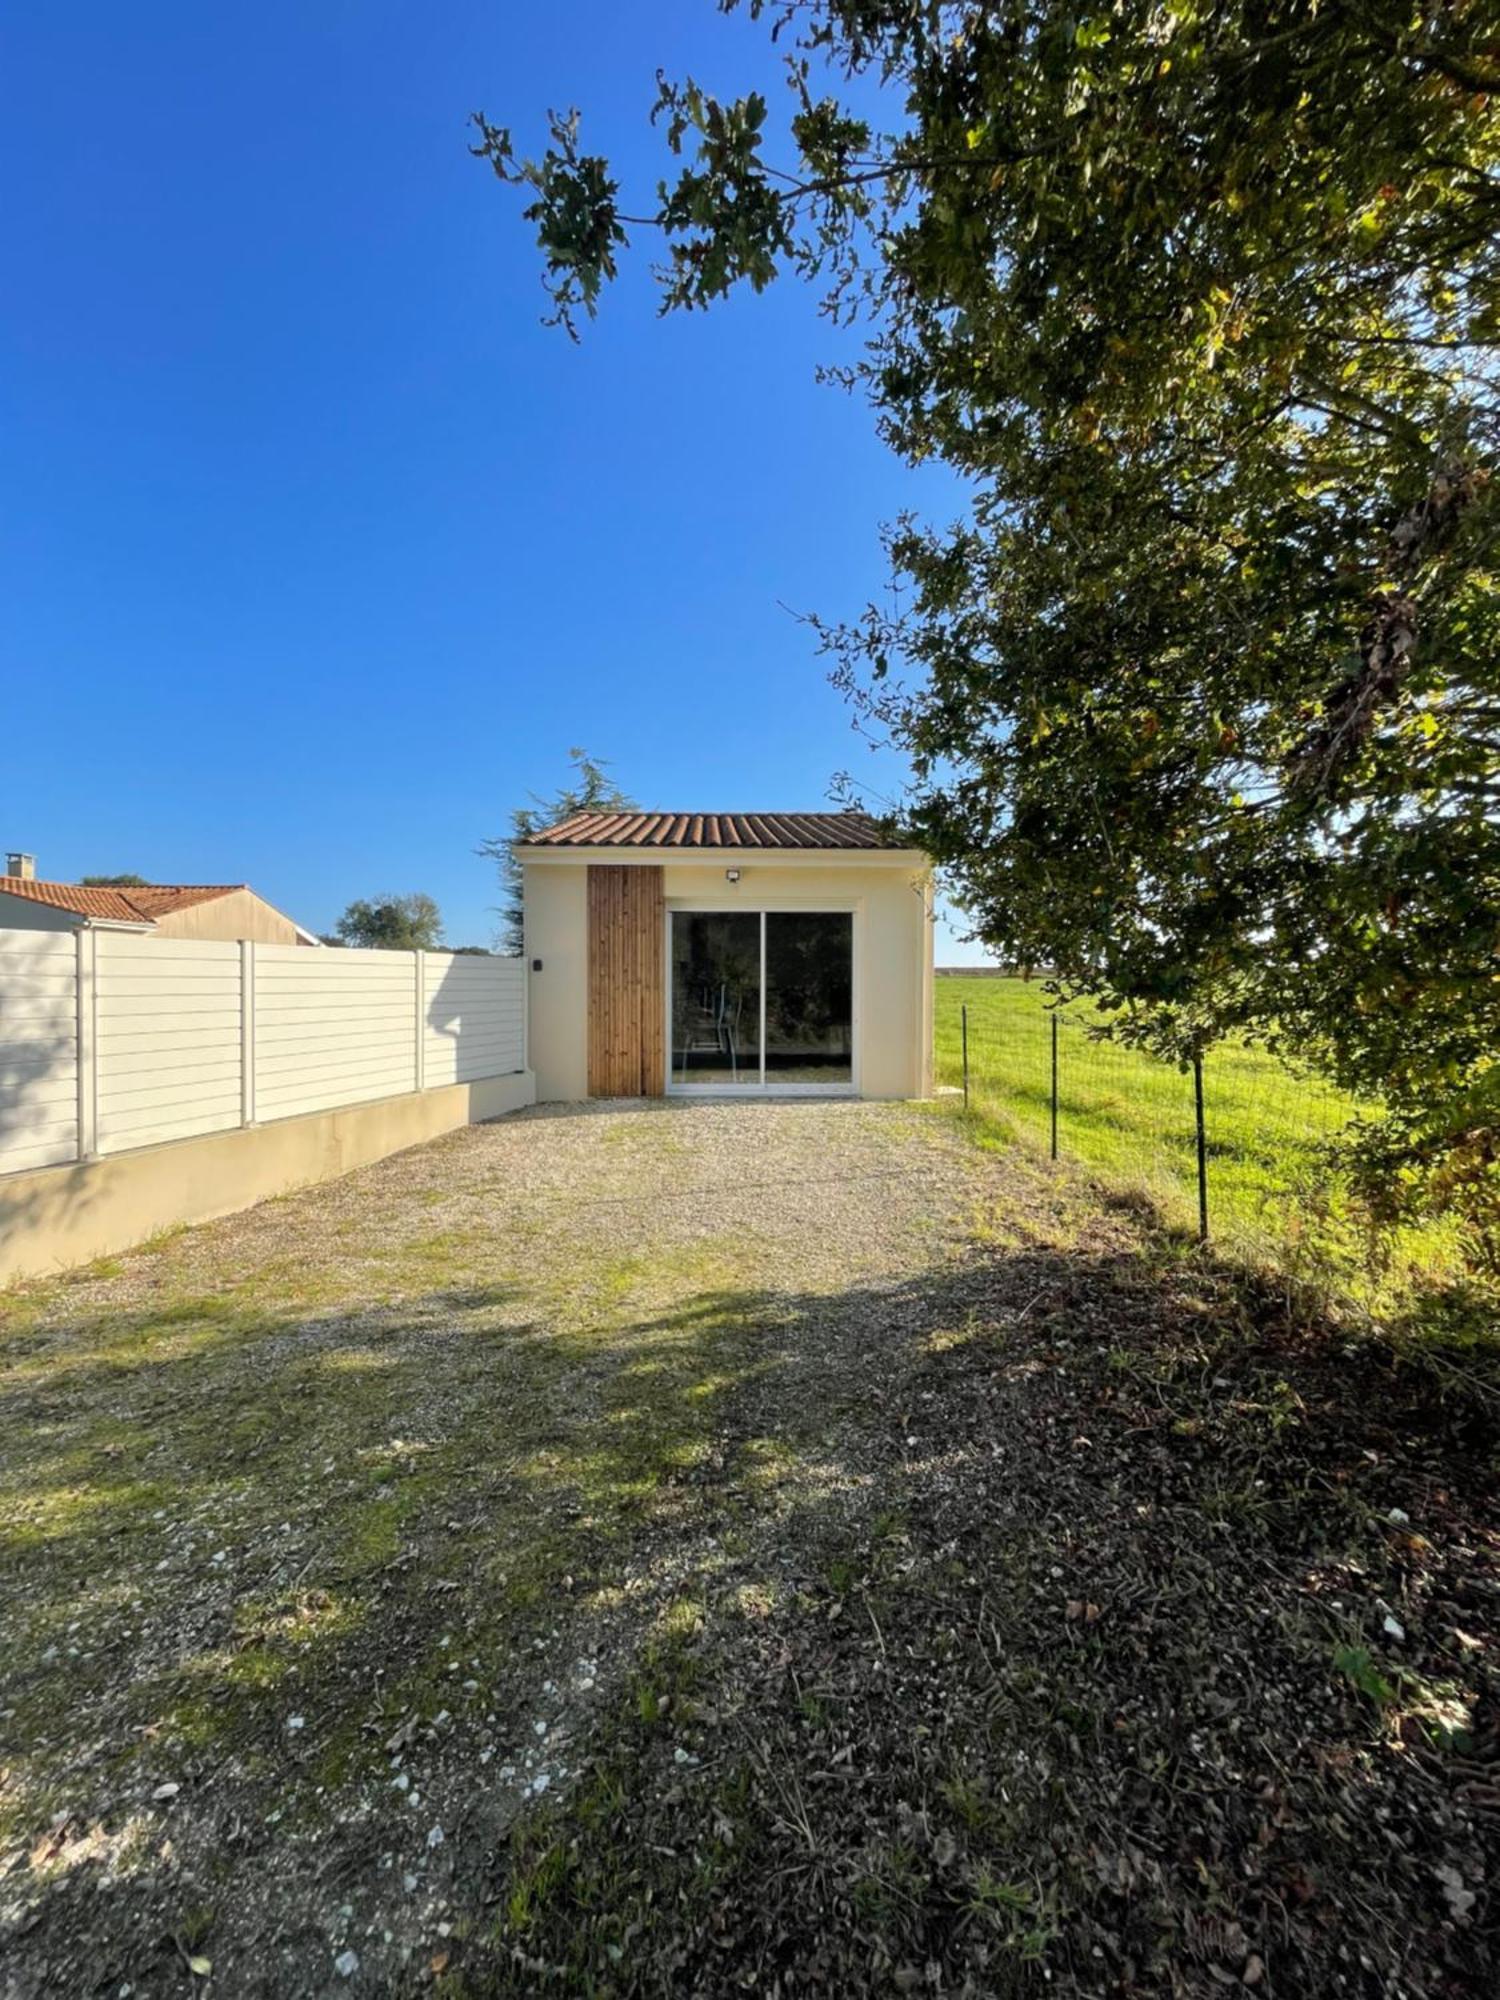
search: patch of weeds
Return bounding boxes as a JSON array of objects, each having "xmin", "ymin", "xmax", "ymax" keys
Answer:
[
  {"xmin": 825, "ymin": 1555, "xmax": 858, "ymax": 1596},
  {"xmin": 1333, "ymin": 1642, "xmax": 1396, "ymax": 1708},
  {"xmin": 728, "ymin": 1578, "xmax": 778, "ymax": 1621},
  {"xmin": 963, "ymin": 1874, "xmax": 1059, "ymax": 1962},
  {"xmin": 174, "ymin": 1902, "xmax": 216, "ymax": 1951},
  {"xmin": 629, "ymin": 1605, "xmax": 704, "ymax": 1729},
  {"xmin": 327, "ymin": 1469, "xmax": 441, "ymax": 1579},
  {"xmin": 379, "ymin": 1227, "xmax": 488, "ymax": 1275},
  {"xmin": 940, "ymin": 1770, "xmax": 992, "ymax": 1835},
  {"xmin": 923, "ymin": 1310, "xmax": 992, "ymax": 1353},
  {"xmin": 137, "ymin": 1222, "xmax": 192, "ymax": 1257},
  {"xmin": 796, "ymin": 1688, "xmax": 829, "ymax": 1730},
  {"xmin": 1396, "ymin": 1670, "xmax": 1477, "ymax": 1751},
  {"xmin": 1198, "ymin": 1473, "xmax": 1275, "ymax": 1528},
  {"xmin": 3, "ymin": 1472, "xmax": 173, "ymax": 1555},
  {"xmin": 854, "ymin": 1840, "xmax": 928, "ymax": 1916},
  {"xmin": 504, "ymin": 1838, "xmax": 572, "ymax": 1933}
]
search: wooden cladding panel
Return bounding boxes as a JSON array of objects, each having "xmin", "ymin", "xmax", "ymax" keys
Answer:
[{"xmin": 587, "ymin": 865, "xmax": 665, "ymax": 1098}]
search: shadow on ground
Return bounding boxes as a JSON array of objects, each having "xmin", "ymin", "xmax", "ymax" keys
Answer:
[{"xmin": 1, "ymin": 1205, "xmax": 1496, "ymax": 1997}]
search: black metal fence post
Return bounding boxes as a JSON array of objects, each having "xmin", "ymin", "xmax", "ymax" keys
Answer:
[
  {"xmin": 1193, "ymin": 1052, "xmax": 1208, "ymax": 1242},
  {"xmin": 961, "ymin": 1003, "xmax": 969, "ymax": 1110},
  {"xmin": 1050, "ymin": 1012, "xmax": 1059, "ymax": 1160}
]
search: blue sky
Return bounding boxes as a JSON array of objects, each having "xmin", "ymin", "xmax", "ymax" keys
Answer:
[{"xmin": 2, "ymin": 1, "xmax": 989, "ymax": 959}]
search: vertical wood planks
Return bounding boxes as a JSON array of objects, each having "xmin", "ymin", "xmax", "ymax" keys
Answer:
[{"xmin": 587, "ymin": 865, "xmax": 665, "ymax": 1097}]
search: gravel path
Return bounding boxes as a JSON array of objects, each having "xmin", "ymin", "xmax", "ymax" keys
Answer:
[
  {"xmin": 39, "ymin": 1094, "xmax": 1033, "ymax": 1308},
  {"xmin": 3, "ymin": 1099, "xmax": 1493, "ymax": 1998},
  {"xmin": 0, "ymin": 1098, "xmax": 1077, "ymax": 1995}
]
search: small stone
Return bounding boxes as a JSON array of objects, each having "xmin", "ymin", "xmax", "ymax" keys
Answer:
[
  {"xmin": 1387, "ymin": 1507, "xmax": 1410, "ymax": 1525},
  {"xmin": 1434, "ymin": 1863, "xmax": 1475, "ymax": 1920},
  {"xmin": 334, "ymin": 1948, "xmax": 359, "ymax": 1977},
  {"xmin": 152, "ymin": 1782, "xmax": 180, "ymax": 1802},
  {"xmin": 1383, "ymin": 1614, "xmax": 1406, "ymax": 1642},
  {"xmin": 286, "ymin": 1715, "xmax": 306, "ymax": 1732},
  {"xmin": 426, "ymin": 1824, "xmax": 444, "ymax": 1849}
]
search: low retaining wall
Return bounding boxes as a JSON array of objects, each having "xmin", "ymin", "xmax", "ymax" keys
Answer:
[{"xmin": 0, "ymin": 1070, "xmax": 535, "ymax": 1286}]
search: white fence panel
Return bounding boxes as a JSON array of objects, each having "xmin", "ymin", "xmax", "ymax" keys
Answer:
[
  {"xmin": 254, "ymin": 946, "xmax": 418, "ymax": 1119},
  {"xmin": 423, "ymin": 953, "xmax": 526, "ymax": 1085},
  {"xmin": 0, "ymin": 932, "xmax": 80, "ymax": 1173},
  {"xmin": 1, "ymin": 930, "xmax": 530, "ymax": 1176},
  {"xmin": 96, "ymin": 934, "xmax": 243, "ymax": 1152}
]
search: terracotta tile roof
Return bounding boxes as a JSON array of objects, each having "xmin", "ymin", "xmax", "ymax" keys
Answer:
[
  {"xmin": 521, "ymin": 811, "xmax": 908, "ymax": 851},
  {"xmin": 0, "ymin": 878, "xmax": 244, "ymax": 924},
  {"xmin": 117, "ymin": 884, "xmax": 246, "ymax": 919}
]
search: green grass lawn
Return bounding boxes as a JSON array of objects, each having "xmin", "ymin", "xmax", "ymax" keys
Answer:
[{"xmin": 935, "ymin": 976, "xmax": 1467, "ymax": 1313}]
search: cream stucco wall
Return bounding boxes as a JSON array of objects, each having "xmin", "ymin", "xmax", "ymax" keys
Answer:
[
  {"xmin": 523, "ymin": 851, "xmax": 933, "ymax": 1103},
  {"xmin": 154, "ymin": 888, "xmax": 303, "ymax": 944},
  {"xmin": 0, "ymin": 1071, "xmax": 535, "ymax": 1286}
]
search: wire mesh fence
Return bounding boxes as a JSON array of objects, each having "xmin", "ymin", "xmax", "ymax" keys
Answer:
[{"xmin": 939, "ymin": 977, "xmax": 1360, "ymax": 1262}]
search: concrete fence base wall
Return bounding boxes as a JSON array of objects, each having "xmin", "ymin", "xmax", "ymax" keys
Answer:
[{"xmin": 0, "ymin": 1070, "xmax": 535, "ymax": 1286}]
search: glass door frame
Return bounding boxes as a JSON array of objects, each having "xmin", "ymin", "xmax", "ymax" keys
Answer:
[{"xmin": 664, "ymin": 902, "xmax": 860, "ymax": 1096}]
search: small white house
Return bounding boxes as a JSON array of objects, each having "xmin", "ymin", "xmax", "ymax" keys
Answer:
[{"xmin": 520, "ymin": 811, "xmax": 933, "ymax": 1101}]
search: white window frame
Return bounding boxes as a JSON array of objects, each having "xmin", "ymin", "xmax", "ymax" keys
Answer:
[{"xmin": 664, "ymin": 901, "xmax": 860, "ymax": 1097}]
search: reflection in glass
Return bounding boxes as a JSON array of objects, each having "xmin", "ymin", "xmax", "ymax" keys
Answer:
[
  {"xmin": 764, "ymin": 912, "xmax": 852, "ymax": 1083},
  {"xmin": 671, "ymin": 912, "xmax": 761, "ymax": 1084}
]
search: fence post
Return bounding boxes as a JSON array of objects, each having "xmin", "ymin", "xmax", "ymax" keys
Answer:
[
  {"xmin": 1050, "ymin": 1011, "xmax": 1059, "ymax": 1161},
  {"xmin": 75, "ymin": 928, "xmax": 98, "ymax": 1160},
  {"xmin": 518, "ymin": 953, "xmax": 529, "ymax": 1077},
  {"xmin": 1193, "ymin": 1052, "xmax": 1208, "ymax": 1242},
  {"xmin": 413, "ymin": 950, "xmax": 426, "ymax": 1094},
  {"xmin": 961, "ymin": 1002, "xmax": 969, "ymax": 1109},
  {"xmin": 239, "ymin": 939, "xmax": 257, "ymax": 1127}
]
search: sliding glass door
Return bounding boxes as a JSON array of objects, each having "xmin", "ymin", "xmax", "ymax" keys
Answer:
[
  {"xmin": 765, "ymin": 911, "xmax": 853, "ymax": 1083},
  {"xmin": 670, "ymin": 910, "xmax": 854, "ymax": 1091},
  {"xmin": 671, "ymin": 912, "xmax": 761, "ymax": 1086}
]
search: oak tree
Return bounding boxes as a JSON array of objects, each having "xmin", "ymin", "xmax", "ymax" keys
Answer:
[{"xmin": 481, "ymin": 3, "xmax": 1500, "ymax": 1240}]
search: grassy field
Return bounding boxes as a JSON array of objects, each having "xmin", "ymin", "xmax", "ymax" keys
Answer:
[{"xmin": 935, "ymin": 976, "xmax": 1467, "ymax": 1314}]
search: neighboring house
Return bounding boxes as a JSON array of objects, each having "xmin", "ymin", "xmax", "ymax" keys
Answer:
[
  {"xmin": 0, "ymin": 853, "xmax": 318, "ymax": 945},
  {"xmin": 519, "ymin": 811, "xmax": 933, "ymax": 1102}
]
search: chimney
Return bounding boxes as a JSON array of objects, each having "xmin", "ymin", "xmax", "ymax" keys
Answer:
[{"xmin": 6, "ymin": 852, "xmax": 36, "ymax": 881}]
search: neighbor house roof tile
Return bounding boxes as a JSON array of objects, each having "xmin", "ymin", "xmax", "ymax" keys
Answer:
[
  {"xmin": 0, "ymin": 879, "xmax": 244, "ymax": 924},
  {"xmin": 521, "ymin": 810, "xmax": 906, "ymax": 851}
]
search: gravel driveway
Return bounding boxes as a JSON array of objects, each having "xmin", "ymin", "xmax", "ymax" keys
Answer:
[
  {"xmin": 2, "ymin": 1098, "xmax": 1493, "ymax": 1997},
  {"xmin": 0, "ymin": 1098, "xmax": 1045, "ymax": 1992}
]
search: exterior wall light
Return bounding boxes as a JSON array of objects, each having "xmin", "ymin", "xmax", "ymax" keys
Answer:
[{"xmin": 725, "ymin": 867, "xmax": 742, "ymax": 884}]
